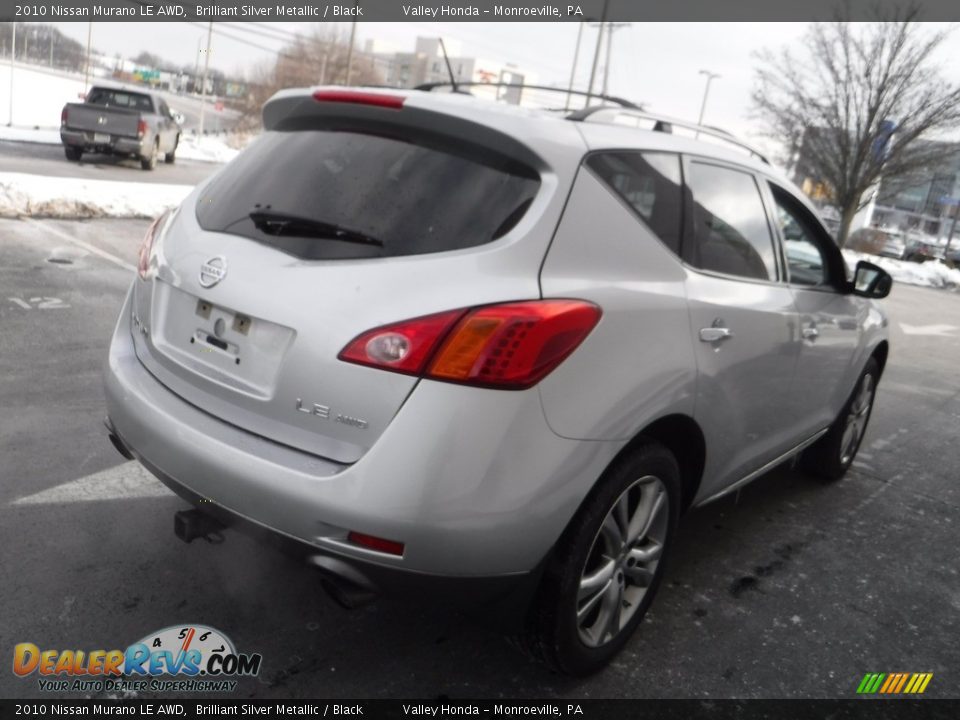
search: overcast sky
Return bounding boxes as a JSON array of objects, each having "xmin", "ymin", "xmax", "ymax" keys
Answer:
[{"xmin": 51, "ymin": 21, "xmax": 960, "ymax": 146}]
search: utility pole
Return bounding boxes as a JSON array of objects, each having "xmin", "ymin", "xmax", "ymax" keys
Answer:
[
  {"xmin": 7, "ymin": 22, "xmax": 14, "ymax": 126},
  {"xmin": 599, "ymin": 22, "xmax": 629, "ymax": 97},
  {"xmin": 49, "ymin": 32, "xmax": 54, "ymax": 67},
  {"xmin": 83, "ymin": 22, "xmax": 92, "ymax": 95},
  {"xmin": 198, "ymin": 22, "xmax": 212, "ymax": 134},
  {"xmin": 345, "ymin": 13, "xmax": 357, "ymax": 86},
  {"xmin": 696, "ymin": 69, "xmax": 721, "ymax": 131},
  {"xmin": 564, "ymin": 22, "xmax": 585, "ymax": 111},
  {"xmin": 585, "ymin": 0, "xmax": 609, "ymax": 104}
]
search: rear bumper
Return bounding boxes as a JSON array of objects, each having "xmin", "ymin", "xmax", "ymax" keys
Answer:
[
  {"xmin": 61, "ymin": 129, "xmax": 145, "ymax": 155},
  {"xmin": 104, "ymin": 285, "xmax": 620, "ymax": 579}
]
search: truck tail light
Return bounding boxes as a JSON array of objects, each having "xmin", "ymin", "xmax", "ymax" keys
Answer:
[
  {"xmin": 61, "ymin": 108, "xmax": 68, "ymax": 126},
  {"xmin": 338, "ymin": 300, "xmax": 601, "ymax": 390},
  {"xmin": 137, "ymin": 119, "xmax": 147, "ymax": 138}
]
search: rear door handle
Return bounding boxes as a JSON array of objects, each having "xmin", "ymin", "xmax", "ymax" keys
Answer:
[{"xmin": 699, "ymin": 327, "xmax": 734, "ymax": 343}]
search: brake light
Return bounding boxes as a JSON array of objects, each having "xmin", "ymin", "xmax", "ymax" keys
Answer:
[
  {"xmin": 338, "ymin": 300, "xmax": 601, "ymax": 390},
  {"xmin": 61, "ymin": 108, "xmax": 68, "ymax": 126},
  {"xmin": 137, "ymin": 119, "xmax": 147, "ymax": 138},
  {"xmin": 137, "ymin": 211, "xmax": 168, "ymax": 280},
  {"xmin": 312, "ymin": 89, "xmax": 405, "ymax": 109},
  {"xmin": 347, "ymin": 531, "xmax": 405, "ymax": 557}
]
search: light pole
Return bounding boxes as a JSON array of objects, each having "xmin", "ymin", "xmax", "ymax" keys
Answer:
[
  {"xmin": 8, "ymin": 22, "xmax": 15, "ymax": 126},
  {"xmin": 83, "ymin": 22, "xmax": 92, "ymax": 95},
  {"xmin": 198, "ymin": 21, "xmax": 212, "ymax": 134},
  {"xmin": 696, "ymin": 69, "xmax": 720, "ymax": 127}
]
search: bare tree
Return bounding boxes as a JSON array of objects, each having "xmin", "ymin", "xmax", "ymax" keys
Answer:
[
  {"xmin": 752, "ymin": 11, "xmax": 960, "ymax": 245},
  {"xmin": 240, "ymin": 27, "xmax": 382, "ymax": 130}
]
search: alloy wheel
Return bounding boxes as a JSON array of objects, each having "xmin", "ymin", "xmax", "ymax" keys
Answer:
[{"xmin": 576, "ymin": 475, "xmax": 669, "ymax": 648}]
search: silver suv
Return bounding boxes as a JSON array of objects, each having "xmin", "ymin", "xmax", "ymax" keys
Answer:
[{"xmin": 104, "ymin": 87, "xmax": 892, "ymax": 675}]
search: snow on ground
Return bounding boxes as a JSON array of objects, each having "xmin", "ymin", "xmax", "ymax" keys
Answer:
[
  {"xmin": 843, "ymin": 249, "xmax": 960, "ymax": 291},
  {"xmin": 0, "ymin": 172, "xmax": 192, "ymax": 219},
  {"xmin": 0, "ymin": 63, "xmax": 87, "ymax": 128}
]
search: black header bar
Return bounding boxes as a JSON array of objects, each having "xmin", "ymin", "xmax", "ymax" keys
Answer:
[
  {"xmin": 1, "ymin": 699, "xmax": 958, "ymax": 719},
  {"xmin": 5, "ymin": 0, "xmax": 960, "ymax": 22}
]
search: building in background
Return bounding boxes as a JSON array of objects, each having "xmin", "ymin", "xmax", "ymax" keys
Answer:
[{"xmin": 376, "ymin": 37, "xmax": 532, "ymax": 105}]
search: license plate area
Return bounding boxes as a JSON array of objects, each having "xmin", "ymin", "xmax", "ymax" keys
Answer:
[
  {"xmin": 150, "ymin": 282, "xmax": 295, "ymax": 398},
  {"xmin": 93, "ymin": 133, "xmax": 110, "ymax": 144}
]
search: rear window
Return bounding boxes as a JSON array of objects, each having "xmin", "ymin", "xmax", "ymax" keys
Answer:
[
  {"xmin": 87, "ymin": 88, "xmax": 154, "ymax": 112},
  {"xmin": 195, "ymin": 130, "xmax": 541, "ymax": 260}
]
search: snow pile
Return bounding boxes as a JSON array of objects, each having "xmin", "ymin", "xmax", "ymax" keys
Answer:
[
  {"xmin": 843, "ymin": 249, "xmax": 960, "ymax": 291},
  {"xmin": 175, "ymin": 133, "xmax": 243, "ymax": 163},
  {"xmin": 0, "ymin": 172, "xmax": 192, "ymax": 219}
]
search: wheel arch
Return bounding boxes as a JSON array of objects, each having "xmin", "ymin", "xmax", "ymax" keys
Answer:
[{"xmin": 871, "ymin": 340, "xmax": 889, "ymax": 376}]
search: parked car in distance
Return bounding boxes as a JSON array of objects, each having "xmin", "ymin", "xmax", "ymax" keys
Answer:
[
  {"xmin": 847, "ymin": 227, "xmax": 906, "ymax": 259},
  {"xmin": 904, "ymin": 236, "xmax": 946, "ymax": 263},
  {"xmin": 60, "ymin": 85, "xmax": 181, "ymax": 170},
  {"xmin": 104, "ymin": 87, "xmax": 893, "ymax": 675}
]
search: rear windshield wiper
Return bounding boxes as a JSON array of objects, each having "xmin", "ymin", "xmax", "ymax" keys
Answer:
[{"xmin": 248, "ymin": 210, "xmax": 384, "ymax": 247}]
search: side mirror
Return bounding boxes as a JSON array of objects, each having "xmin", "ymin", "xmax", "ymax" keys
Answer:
[
  {"xmin": 171, "ymin": 111, "xmax": 185, "ymax": 126},
  {"xmin": 850, "ymin": 260, "xmax": 892, "ymax": 299}
]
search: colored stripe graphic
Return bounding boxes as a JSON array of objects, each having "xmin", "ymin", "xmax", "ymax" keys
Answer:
[{"xmin": 857, "ymin": 673, "xmax": 932, "ymax": 694}]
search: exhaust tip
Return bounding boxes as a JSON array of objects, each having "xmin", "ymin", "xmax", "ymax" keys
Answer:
[{"xmin": 308, "ymin": 555, "xmax": 378, "ymax": 609}]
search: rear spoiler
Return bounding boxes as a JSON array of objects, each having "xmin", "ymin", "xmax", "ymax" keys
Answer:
[{"xmin": 262, "ymin": 87, "xmax": 547, "ymax": 173}]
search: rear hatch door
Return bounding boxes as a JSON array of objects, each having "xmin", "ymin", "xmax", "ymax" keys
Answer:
[{"xmin": 131, "ymin": 95, "xmax": 584, "ymax": 464}]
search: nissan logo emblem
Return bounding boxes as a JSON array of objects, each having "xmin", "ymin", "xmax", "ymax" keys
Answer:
[{"xmin": 199, "ymin": 256, "xmax": 228, "ymax": 288}]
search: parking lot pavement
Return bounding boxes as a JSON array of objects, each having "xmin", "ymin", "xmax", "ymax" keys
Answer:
[
  {"xmin": 0, "ymin": 140, "xmax": 219, "ymax": 185},
  {"xmin": 1, "ymin": 217, "xmax": 958, "ymax": 699}
]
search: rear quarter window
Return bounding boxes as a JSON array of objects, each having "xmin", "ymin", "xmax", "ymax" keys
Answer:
[
  {"xmin": 195, "ymin": 129, "xmax": 541, "ymax": 260},
  {"xmin": 585, "ymin": 152, "xmax": 683, "ymax": 255}
]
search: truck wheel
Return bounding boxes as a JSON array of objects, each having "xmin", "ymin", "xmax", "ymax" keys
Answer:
[
  {"xmin": 523, "ymin": 442, "xmax": 680, "ymax": 676},
  {"xmin": 141, "ymin": 140, "xmax": 158, "ymax": 171},
  {"xmin": 64, "ymin": 147, "xmax": 82, "ymax": 162},
  {"xmin": 165, "ymin": 135, "xmax": 179, "ymax": 164}
]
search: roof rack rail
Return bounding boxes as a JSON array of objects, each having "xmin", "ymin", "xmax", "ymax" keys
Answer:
[
  {"xmin": 572, "ymin": 107, "xmax": 770, "ymax": 165},
  {"xmin": 414, "ymin": 81, "xmax": 641, "ymax": 110}
]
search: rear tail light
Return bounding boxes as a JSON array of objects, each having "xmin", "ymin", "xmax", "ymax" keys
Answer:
[
  {"xmin": 338, "ymin": 300, "xmax": 601, "ymax": 390},
  {"xmin": 137, "ymin": 211, "xmax": 168, "ymax": 280},
  {"xmin": 61, "ymin": 108, "xmax": 68, "ymax": 126},
  {"xmin": 312, "ymin": 89, "xmax": 405, "ymax": 109},
  {"xmin": 347, "ymin": 531, "xmax": 405, "ymax": 557},
  {"xmin": 137, "ymin": 119, "xmax": 147, "ymax": 138}
]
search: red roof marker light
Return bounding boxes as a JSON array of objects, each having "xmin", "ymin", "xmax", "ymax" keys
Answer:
[{"xmin": 312, "ymin": 90, "xmax": 405, "ymax": 110}]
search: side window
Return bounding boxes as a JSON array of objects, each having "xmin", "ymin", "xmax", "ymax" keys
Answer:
[
  {"xmin": 586, "ymin": 152, "xmax": 683, "ymax": 255},
  {"xmin": 158, "ymin": 100, "xmax": 170, "ymax": 117},
  {"xmin": 686, "ymin": 162, "xmax": 778, "ymax": 281},
  {"xmin": 770, "ymin": 186, "xmax": 831, "ymax": 288}
]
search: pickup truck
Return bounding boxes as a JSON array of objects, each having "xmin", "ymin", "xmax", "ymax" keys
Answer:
[{"xmin": 60, "ymin": 85, "xmax": 182, "ymax": 170}]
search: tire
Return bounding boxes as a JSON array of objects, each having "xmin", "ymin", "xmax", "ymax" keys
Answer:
[
  {"xmin": 64, "ymin": 146, "xmax": 82, "ymax": 162},
  {"xmin": 165, "ymin": 135, "xmax": 179, "ymax": 164},
  {"xmin": 801, "ymin": 357, "xmax": 879, "ymax": 481},
  {"xmin": 141, "ymin": 140, "xmax": 158, "ymax": 171},
  {"xmin": 523, "ymin": 442, "xmax": 680, "ymax": 676}
]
